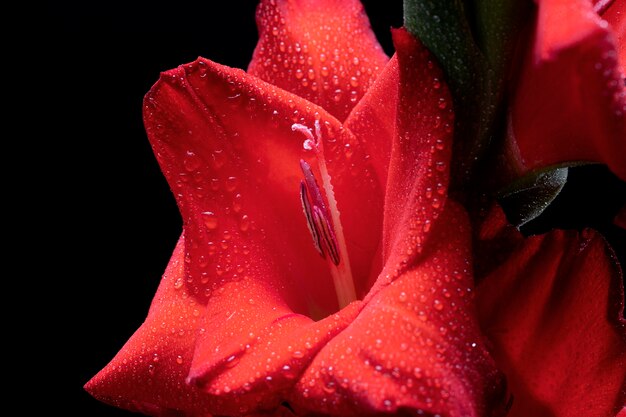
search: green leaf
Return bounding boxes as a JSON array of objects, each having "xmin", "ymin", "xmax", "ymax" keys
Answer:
[
  {"xmin": 474, "ymin": 0, "xmax": 531, "ymax": 73},
  {"xmin": 403, "ymin": 0, "xmax": 532, "ymax": 196},
  {"xmin": 403, "ymin": 0, "xmax": 482, "ymax": 100},
  {"xmin": 498, "ymin": 167, "xmax": 569, "ymax": 228}
]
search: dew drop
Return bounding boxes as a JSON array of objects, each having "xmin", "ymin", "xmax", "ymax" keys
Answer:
[
  {"xmin": 183, "ymin": 151, "xmax": 202, "ymax": 172},
  {"xmin": 202, "ymin": 211, "xmax": 219, "ymax": 230},
  {"xmin": 225, "ymin": 176, "xmax": 238, "ymax": 192},
  {"xmin": 212, "ymin": 150, "xmax": 226, "ymax": 169},
  {"xmin": 174, "ymin": 278, "xmax": 184, "ymax": 290},
  {"xmin": 323, "ymin": 381, "xmax": 336, "ymax": 394},
  {"xmin": 233, "ymin": 193, "xmax": 243, "ymax": 213},
  {"xmin": 344, "ymin": 143, "xmax": 354, "ymax": 158},
  {"xmin": 176, "ymin": 355, "xmax": 184, "ymax": 364},
  {"xmin": 239, "ymin": 215, "xmax": 251, "ymax": 232},
  {"xmin": 226, "ymin": 355, "xmax": 239, "ymax": 368},
  {"xmin": 333, "ymin": 89, "xmax": 343, "ymax": 102},
  {"xmin": 383, "ymin": 399, "xmax": 394, "ymax": 410}
]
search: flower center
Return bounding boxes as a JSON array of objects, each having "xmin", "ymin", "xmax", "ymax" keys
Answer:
[{"xmin": 292, "ymin": 121, "xmax": 357, "ymax": 308}]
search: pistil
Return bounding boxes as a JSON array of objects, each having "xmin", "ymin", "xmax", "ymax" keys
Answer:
[{"xmin": 293, "ymin": 121, "xmax": 357, "ymax": 308}]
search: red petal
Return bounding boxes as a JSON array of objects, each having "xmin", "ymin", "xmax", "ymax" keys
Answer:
[
  {"xmin": 477, "ymin": 227, "xmax": 626, "ymax": 417},
  {"xmin": 248, "ymin": 0, "xmax": 389, "ymax": 121},
  {"xmin": 144, "ymin": 58, "xmax": 334, "ymax": 314},
  {"xmin": 510, "ymin": 0, "xmax": 626, "ymax": 180},
  {"xmin": 377, "ymin": 28, "xmax": 454, "ymax": 274},
  {"xmin": 84, "ymin": 237, "xmax": 217, "ymax": 416},
  {"xmin": 289, "ymin": 30, "xmax": 506, "ymax": 417},
  {"xmin": 187, "ymin": 287, "xmax": 362, "ymax": 415},
  {"xmin": 602, "ymin": 0, "xmax": 625, "ymax": 72},
  {"xmin": 143, "ymin": 57, "xmax": 383, "ymax": 414},
  {"xmin": 344, "ymin": 54, "xmax": 399, "ymax": 194},
  {"xmin": 146, "ymin": 56, "xmax": 384, "ymax": 301},
  {"xmin": 290, "ymin": 202, "xmax": 508, "ymax": 416}
]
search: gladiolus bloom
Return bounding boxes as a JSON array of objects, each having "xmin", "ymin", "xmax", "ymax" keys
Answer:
[{"xmin": 85, "ymin": 1, "xmax": 626, "ymax": 416}]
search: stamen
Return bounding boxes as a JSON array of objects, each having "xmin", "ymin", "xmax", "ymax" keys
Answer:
[
  {"xmin": 312, "ymin": 206, "xmax": 340, "ymax": 265},
  {"xmin": 300, "ymin": 160, "xmax": 326, "ymax": 210},
  {"xmin": 300, "ymin": 181, "xmax": 323, "ymax": 257},
  {"xmin": 300, "ymin": 160, "xmax": 339, "ymax": 264},
  {"xmin": 293, "ymin": 121, "xmax": 357, "ymax": 308},
  {"xmin": 292, "ymin": 124, "xmax": 317, "ymax": 150}
]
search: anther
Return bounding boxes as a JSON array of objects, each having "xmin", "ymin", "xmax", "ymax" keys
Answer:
[
  {"xmin": 299, "ymin": 160, "xmax": 340, "ymax": 265},
  {"xmin": 300, "ymin": 180, "xmax": 323, "ymax": 257}
]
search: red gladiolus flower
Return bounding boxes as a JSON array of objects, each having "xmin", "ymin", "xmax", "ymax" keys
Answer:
[
  {"xmin": 508, "ymin": 0, "xmax": 626, "ymax": 179},
  {"xmin": 85, "ymin": 1, "xmax": 508, "ymax": 415},
  {"xmin": 475, "ymin": 206, "xmax": 626, "ymax": 417},
  {"xmin": 85, "ymin": 1, "xmax": 626, "ymax": 416}
]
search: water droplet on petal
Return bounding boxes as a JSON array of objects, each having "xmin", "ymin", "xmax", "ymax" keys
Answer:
[
  {"xmin": 239, "ymin": 215, "xmax": 250, "ymax": 232},
  {"xmin": 225, "ymin": 176, "xmax": 238, "ymax": 192},
  {"xmin": 202, "ymin": 211, "xmax": 219, "ymax": 230},
  {"xmin": 183, "ymin": 150, "xmax": 202, "ymax": 172},
  {"xmin": 233, "ymin": 193, "xmax": 243, "ymax": 213}
]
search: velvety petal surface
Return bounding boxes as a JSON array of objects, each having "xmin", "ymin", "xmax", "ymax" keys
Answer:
[
  {"xmin": 509, "ymin": 0, "xmax": 626, "ymax": 180},
  {"xmin": 343, "ymin": 54, "xmax": 399, "ymax": 193},
  {"xmin": 248, "ymin": 0, "xmax": 389, "ymax": 121},
  {"xmin": 602, "ymin": 0, "xmax": 625, "ymax": 71},
  {"xmin": 139, "ymin": 56, "xmax": 383, "ymax": 414},
  {"xmin": 288, "ymin": 29, "xmax": 507, "ymax": 417},
  {"xmin": 85, "ymin": 237, "xmax": 217, "ymax": 416},
  {"xmin": 477, "ymin": 217, "xmax": 626, "ymax": 417}
]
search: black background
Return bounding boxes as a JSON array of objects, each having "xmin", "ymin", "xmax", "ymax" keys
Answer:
[{"xmin": 47, "ymin": 1, "xmax": 623, "ymax": 416}]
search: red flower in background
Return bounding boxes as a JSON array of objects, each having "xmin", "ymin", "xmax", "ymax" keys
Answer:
[
  {"xmin": 509, "ymin": 0, "xmax": 626, "ymax": 180},
  {"xmin": 85, "ymin": 0, "xmax": 626, "ymax": 416}
]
